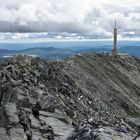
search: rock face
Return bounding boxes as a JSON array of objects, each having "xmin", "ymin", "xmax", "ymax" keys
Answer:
[{"xmin": 0, "ymin": 54, "xmax": 140, "ymax": 139}]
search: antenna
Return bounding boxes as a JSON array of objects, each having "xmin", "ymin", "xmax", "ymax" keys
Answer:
[
  {"xmin": 115, "ymin": 20, "xmax": 117, "ymax": 28},
  {"xmin": 112, "ymin": 20, "xmax": 118, "ymax": 56}
]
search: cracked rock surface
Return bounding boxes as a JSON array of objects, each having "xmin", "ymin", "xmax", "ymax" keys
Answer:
[{"xmin": 0, "ymin": 54, "xmax": 140, "ymax": 140}]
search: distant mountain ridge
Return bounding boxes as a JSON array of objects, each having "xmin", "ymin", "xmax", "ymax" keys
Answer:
[
  {"xmin": 120, "ymin": 46, "xmax": 140, "ymax": 58},
  {"xmin": 0, "ymin": 47, "xmax": 75, "ymax": 60},
  {"xmin": 0, "ymin": 46, "xmax": 140, "ymax": 60}
]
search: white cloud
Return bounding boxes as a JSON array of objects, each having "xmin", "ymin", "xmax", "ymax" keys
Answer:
[{"xmin": 0, "ymin": 0, "xmax": 139, "ymax": 39}]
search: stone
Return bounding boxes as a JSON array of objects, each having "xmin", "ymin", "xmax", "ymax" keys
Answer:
[
  {"xmin": 4, "ymin": 65, "xmax": 14, "ymax": 73},
  {"xmin": 29, "ymin": 114, "xmax": 41, "ymax": 129},
  {"xmin": 0, "ymin": 128, "xmax": 9, "ymax": 140},
  {"xmin": 39, "ymin": 116, "xmax": 73, "ymax": 140},
  {"xmin": 39, "ymin": 110, "xmax": 66, "ymax": 122},
  {"xmin": 32, "ymin": 130, "xmax": 42, "ymax": 140},
  {"xmin": 9, "ymin": 128, "xmax": 27, "ymax": 140},
  {"xmin": 3, "ymin": 103, "xmax": 19, "ymax": 126},
  {"xmin": 129, "ymin": 118, "xmax": 140, "ymax": 128},
  {"xmin": 39, "ymin": 124, "xmax": 54, "ymax": 139},
  {"xmin": 67, "ymin": 119, "xmax": 138, "ymax": 140},
  {"xmin": 11, "ymin": 54, "xmax": 31, "ymax": 66},
  {"xmin": 0, "ymin": 54, "xmax": 140, "ymax": 140}
]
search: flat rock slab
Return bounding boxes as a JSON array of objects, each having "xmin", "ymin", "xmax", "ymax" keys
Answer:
[
  {"xmin": 39, "ymin": 110, "xmax": 65, "ymax": 120},
  {"xmin": 9, "ymin": 128, "xmax": 27, "ymax": 140},
  {"xmin": 29, "ymin": 114, "xmax": 41, "ymax": 129},
  {"xmin": 130, "ymin": 118, "xmax": 140, "ymax": 127},
  {"xmin": 39, "ymin": 116, "xmax": 73, "ymax": 140},
  {"xmin": 0, "ymin": 128, "xmax": 9, "ymax": 140},
  {"xmin": 4, "ymin": 103, "xmax": 19, "ymax": 125}
]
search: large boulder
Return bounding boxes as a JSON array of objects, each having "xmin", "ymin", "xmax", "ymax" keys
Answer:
[{"xmin": 1, "ymin": 103, "xmax": 19, "ymax": 126}]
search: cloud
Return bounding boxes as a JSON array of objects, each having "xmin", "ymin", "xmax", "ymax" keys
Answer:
[{"xmin": 0, "ymin": 0, "xmax": 139, "ymax": 39}]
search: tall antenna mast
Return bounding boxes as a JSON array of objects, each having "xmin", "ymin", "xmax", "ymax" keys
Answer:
[
  {"xmin": 112, "ymin": 20, "xmax": 118, "ymax": 55},
  {"xmin": 115, "ymin": 20, "xmax": 117, "ymax": 28}
]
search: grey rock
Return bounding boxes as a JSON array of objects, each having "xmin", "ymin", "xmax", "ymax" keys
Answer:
[
  {"xmin": 9, "ymin": 127, "xmax": 27, "ymax": 140},
  {"xmin": 129, "ymin": 118, "xmax": 140, "ymax": 127},
  {"xmin": 0, "ymin": 128, "xmax": 9, "ymax": 140},
  {"xmin": 67, "ymin": 118, "xmax": 139, "ymax": 140},
  {"xmin": 3, "ymin": 103, "xmax": 19, "ymax": 126},
  {"xmin": 29, "ymin": 114, "xmax": 41, "ymax": 129},
  {"xmin": 39, "ymin": 110, "xmax": 66, "ymax": 122},
  {"xmin": 0, "ymin": 54, "xmax": 140, "ymax": 140},
  {"xmin": 39, "ymin": 116, "xmax": 74, "ymax": 140}
]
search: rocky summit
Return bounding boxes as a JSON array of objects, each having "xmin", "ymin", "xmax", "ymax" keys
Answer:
[{"xmin": 0, "ymin": 53, "xmax": 140, "ymax": 140}]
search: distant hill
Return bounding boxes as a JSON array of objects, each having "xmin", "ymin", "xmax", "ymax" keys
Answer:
[
  {"xmin": 119, "ymin": 46, "xmax": 140, "ymax": 58},
  {"xmin": 0, "ymin": 47, "xmax": 75, "ymax": 60},
  {"xmin": 18, "ymin": 47, "xmax": 75, "ymax": 59},
  {"xmin": 0, "ymin": 46, "xmax": 140, "ymax": 59}
]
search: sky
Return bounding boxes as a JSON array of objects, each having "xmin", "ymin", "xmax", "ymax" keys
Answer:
[{"xmin": 0, "ymin": 0, "xmax": 140, "ymax": 40}]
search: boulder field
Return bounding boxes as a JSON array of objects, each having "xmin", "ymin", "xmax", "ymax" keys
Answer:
[{"xmin": 0, "ymin": 53, "xmax": 140, "ymax": 140}]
